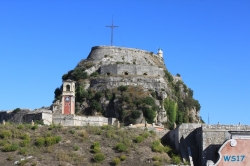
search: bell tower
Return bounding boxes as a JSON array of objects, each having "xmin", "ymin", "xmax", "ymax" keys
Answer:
[{"xmin": 62, "ymin": 79, "xmax": 75, "ymax": 115}]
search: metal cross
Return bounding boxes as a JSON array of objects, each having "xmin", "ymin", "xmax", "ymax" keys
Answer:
[{"xmin": 106, "ymin": 18, "xmax": 119, "ymax": 46}]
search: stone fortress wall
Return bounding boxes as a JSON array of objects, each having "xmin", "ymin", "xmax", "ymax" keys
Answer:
[
  {"xmin": 164, "ymin": 123, "xmax": 250, "ymax": 166},
  {"xmin": 86, "ymin": 46, "xmax": 167, "ymax": 91},
  {"xmin": 87, "ymin": 46, "xmax": 165, "ymax": 67},
  {"xmin": 100, "ymin": 64, "xmax": 164, "ymax": 77}
]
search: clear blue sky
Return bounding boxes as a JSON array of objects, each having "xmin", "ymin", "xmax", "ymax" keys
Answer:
[{"xmin": 1, "ymin": 1, "xmax": 250, "ymax": 125}]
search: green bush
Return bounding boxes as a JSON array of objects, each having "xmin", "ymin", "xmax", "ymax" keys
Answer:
[
  {"xmin": 91, "ymin": 142, "xmax": 101, "ymax": 153},
  {"xmin": 74, "ymin": 145, "xmax": 79, "ymax": 151},
  {"xmin": 141, "ymin": 97, "xmax": 155, "ymax": 106},
  {"xmin": 93, "ymin": 142, "xmax": 100, "ymax": 147},
  {"xmin": 20, "ymin": 133, "xmax": 31, "ymax": 141},
  {"xmin": 0, "ymin": 140, "xmax": 7, "ymax": 146},
  {"xmin": 31, "ymin": 124, "xmax": 38, "ymax": 130},
  {"xmin": 135, "ymin": 136, "xmax": 144, "ymax": 143},
  {"xmin": 13, "ymin": 108, "xmax": 21, "ymax": 114},
  {"xmin": 164, "ymin": 145, "xmax": 171, "ymax": 153},
  {"xmin": 0, "ymin": 130, "xmax": 12, "ymax": 139},
  {"xmin": 19, "ymin": 147, "xmax": 28, "ymax": 155},
  {"xmin": 113, "ymin": 157, "xmax": 121, "ymax": 165},
  {"xmin": 93, "ymin": 146, "xmax": 100, "ymax": 153},
  {"xmin": 149, "ymin": 130, "xmax": 156, "ymax": 137},
  {"xmin": 2, "ymin": 143, "xmax": 19, "ymax": 152},
  {"xmin": 69, "ymin": 129, "xmax": 76, "ymax": 134},
  {"xmin": 115, "ymin": 143, "xmax": 128, "ymax": 152},
  {"xmin": 45, "ymin": 136, "xmax": 56, "ymax": 146},
  {"xmin": 142, "ymin": 132, "xmax": 150, "ymax": 138},
  {"xmin": 151, "ymin": 140, "xmax": 164, "ymax": 153},
  {"xmin": 152, "ymin": 156, "xmax": 162, "ymax": 162},
  {"xmin": 172, "ymin": 155, "xmax": 181, "ymax": 164},
  {"xmin": 20, "ymin": 140, "xmax": 30, "ymax": 147},
  {"xmin": 93, "ymin": 153, "xmax": 105, "ymax": 163},
  {"xmin": 17, "ymin": 124, "xmax": 24, "ymax": 129},
  {"xmin": 91, "ymin": 72, "xmax": 99, "ymax": 77},
  {"xmin": 35, "ymin": 120, "xmax": 44, "ymax": 125},
  {"xmin": 90, "ymin": 100, "xmax": 102, "ymax": 112},
  {"xmin": 143, "ymin": 107, "xmax": 156, "ymax": 124},
  {"xmin": 120, "ymin": 155, "xmax": 127, "ymax": 161},
  {"xmin": 55, "ymin": 136, "xmax": 62, "ymax": 143},
  {"xmin": 35, "ymin": 137, "xmax": 45, "ymax": 147},
  {"xmin": 131, "ymin": 110, "xmax": 141, "ymax": 119},
  {"xmin": 117, "ymin": 85, "xmax": 128, "ymax": 92},
  {"xmin": 154, "ymin": 161, "xmax": 161, "ymax": 166}
]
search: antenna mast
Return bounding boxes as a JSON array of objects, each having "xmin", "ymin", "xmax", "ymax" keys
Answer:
[
  {"xmin": 106, "ymin": 17, "xmax": 119, "ymax": 46},
  {"xmin": 208, "ymin": 113, "xmax": 210, "ymax": 124}
]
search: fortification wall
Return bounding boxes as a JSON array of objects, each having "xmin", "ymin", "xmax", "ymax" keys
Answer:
[
  {"xmin": 53, "ymin": 114, "xmax": 116, "ymax": 126},
  {"xmin": 165, "ymin": 123, "xmax": 250, "ymax": 166},
  {"xmin": 0, "ymin": 110, "xmax": 30, "ymax": 123},
  {"xmin": 201, "ymin": 124, "xmax": 250, "ymax": 165},
  {"xmin": 87, "ymin": 46, "xmax": 165, "ymax": 67},
  {"xmin": 91, "ymin": 76, "xmax": 167, "ymax": 91},
  {"xmin": 100, "ymin": 64, "xmax": 164, "ymax": 77}
]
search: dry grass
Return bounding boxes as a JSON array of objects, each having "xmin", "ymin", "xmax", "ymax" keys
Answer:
[{"xmin": 0, "ymin": 123, "xmax": 173, "ymax": 166}]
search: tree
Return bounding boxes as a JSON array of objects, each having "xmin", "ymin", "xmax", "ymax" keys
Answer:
[
  {"xmin": 164, "ymin": 99, "xmax": 177, "ymax": 124},
  {"xmin": 72, "ymin": 68, "xmax": 88, "ymax": 81},
  {"xmin": 76, "ymin": 85, "xmax": 88, "ymax": 103},
  {"xmin": 143, "ymin": 107, "xmax": 156, "ymax": 124},
  {"xmin": 90, "ymin": 100, "xmax": 102, "ymax": 112},
  {"xmin": 54, "ymin": 87, "xmax": 62, "ymax": 99}
]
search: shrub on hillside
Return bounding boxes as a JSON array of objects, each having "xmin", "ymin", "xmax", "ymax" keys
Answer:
[
  {"xmin": 142, "ymin": 132, "xmax": 150, "ymax": 138},
  {"xmin": 2, "ymin": 143, "xmax": 19, "ymax": 152},
  {"xmin": 17, "ymin": 124, "xmax": 24, "ymax": 129},
  {"xmin": 93, "ymin": 153, "xmax": 105, "ymax": 163},
  {"xmin": 134, "ymin": 136, "xmax": 144, "ymax": 143},
  {"xmin": 113, "ymin": 157, "xmax": 121, "ymax": 165},
  {"xmin": 117, "ymin": 85, "xmax": 128, "ymax": 92},
  {"xmin": 172, "ymin": 155, "xmax": 181, "ymax": 164},
  {"xmin": 19, "ymin": 147, "xmax": 28, "ymax": 155},
  {"xmin": 115, "ymin": 143, "xmax": 128, "ymax": 152},
  {"xmin": 35, "ymin": 137, "xmax": 45, "ymax": 147},
  {"xmin": 91, "ymin": 142, "xmax": 101, "ymax": 153},
  {"xmin": 45, "ymin": 136, "xmax": 56, "ymax": 146},
  {"xmin": 31, "ymin": 124, "xmax": 38, "ymax": 130},
  {"xmin": 0, "ymin": 130, "xmax": 12, "ymax": 139},
  {"xmin": 120, "ymin": 155, "xmax": 127, "ymax": 161},
  {"xmin": 151, "ymin": 140, "xmax": 165, "ymax": 153}
]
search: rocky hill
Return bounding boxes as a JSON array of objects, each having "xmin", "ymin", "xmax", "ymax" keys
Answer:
[{"xmin": 53, "ymin": 46, "xmax": 202, "ymax": 128}]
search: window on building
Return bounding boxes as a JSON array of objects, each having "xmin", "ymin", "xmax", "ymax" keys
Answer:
[
  {"xmin": 66, "ymin": 85, "xmax": 70, "ymax": 91},
  {"xmin": 143, "ymin": 73, "xmax": 148, "ymax": 76},
  {"xmin": 124, "ymin": 72, "xmax": 128, "ymax": 75},
  {"xmin": 107, "ymin": 72, "xmax": 110, "ymax": 76}
]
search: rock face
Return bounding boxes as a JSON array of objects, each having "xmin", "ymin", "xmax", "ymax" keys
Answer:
[{"xmin": 59, "ymin": 45, "xmax": 201, "ymax": 125}]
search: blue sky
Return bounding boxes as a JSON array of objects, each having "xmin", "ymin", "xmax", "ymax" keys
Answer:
[{"xmin": 1, "ymin": 1, "xmax": 250, "ymax": 125}]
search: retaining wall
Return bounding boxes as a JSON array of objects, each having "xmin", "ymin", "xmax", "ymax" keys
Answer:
[{"xmin": 53, "ymin": 114, "xmax": 116, "ymax": 126}]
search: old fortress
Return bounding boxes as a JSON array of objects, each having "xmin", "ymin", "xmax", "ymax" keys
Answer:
[
  {"xmin": 1, "ymin": 46, "xmax": 250, "ymax": 166},
  {"xmin": 0, "ymin": 45, "xmax": 167, "ymax": 127}
]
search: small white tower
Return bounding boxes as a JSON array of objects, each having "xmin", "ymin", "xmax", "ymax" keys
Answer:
[
  {"xmin": 62, "ymin": 79, "xmax": 75, "ymax": 115},
  {"xmin": 157, "ymin": 48, "xmax": 163, "ymax": 58}
]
